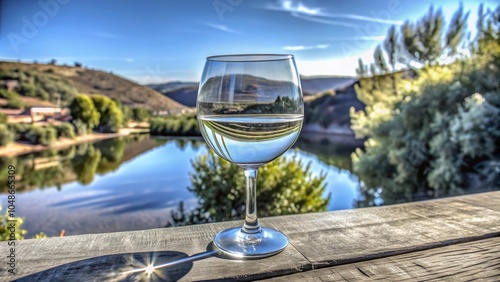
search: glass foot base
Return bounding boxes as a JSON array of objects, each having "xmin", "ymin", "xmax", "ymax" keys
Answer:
[{"xmin": 214, "ymin": 227, "xmax": 288, "ymax": 259}]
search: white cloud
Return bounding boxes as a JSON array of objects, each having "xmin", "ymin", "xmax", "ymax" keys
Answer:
[
  {"xmin": 125, "ymin": 58, "xmax": 134, "ymax": 62},
  {"xmin": 265, "ymin": 0, "xmax": 403, "ymax": 27},
  {"xmin": 203, "ymin": 23, "xmax": 241, "ymax": 34},
  {"xmin": 283, "ymin": 44, "xmax": 329, "ymax": 51},
  {"xmin": 324, "ymin": 13, "xmax": 403, "ymax": 25},
  {"xmin": 280, "ymin": 0, "xmax": 320, "ymax": 15}
]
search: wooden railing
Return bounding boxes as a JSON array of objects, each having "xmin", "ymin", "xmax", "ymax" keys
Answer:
[{"xmin": 1, "ymin": 191, "xmax": 499, "ymax": 281}]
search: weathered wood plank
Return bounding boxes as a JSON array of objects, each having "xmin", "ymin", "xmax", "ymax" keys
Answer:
[
  {"xmin": 265, "ymin": 236, "xmax": 500, "ymax": 281},
  {"xmin": 0, "ymin": 192, "xmax": 499, "ymax": 281},
  {"xmin": 267, "ymin": 191, "xmax": 500, "ymax": 265}
]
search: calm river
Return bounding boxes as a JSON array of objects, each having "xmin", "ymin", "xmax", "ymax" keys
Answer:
[{"xmin": 1, "ymin": 134, "xmax": 365, "ymax": 237}]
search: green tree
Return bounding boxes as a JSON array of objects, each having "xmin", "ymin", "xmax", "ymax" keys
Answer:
[
  {"xmin": 384, "ymin": 25, "xmax": 399, "ymax": 71},
  {"xmin": 373, "ymin": 45, "xmax": 389, "ymax": 74},
  {"xmin": 445, "ymin": 3, "xmax": 470, "ymax": 56},
  {"xmin": 402, "ymin": 6, "xmax": 445, "ymax": 65},
  {"xmin": 69, "ymin": 94, "xmax": 100, "ymax": 132},
  {"xmin": 170, "ymin": 151, "xmax": 329, "ymax": 226},
  {"xmin": 91, "ymin": 95, "xmax": 123, "ymax": 133},
  {"xmin": 351, "ymin": 9, "xmax": 500, "ymax": 206}
]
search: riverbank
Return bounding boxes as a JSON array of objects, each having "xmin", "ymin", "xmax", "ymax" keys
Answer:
[{"xmin": 0, "ymin": 131, "xmax": 129, "ymax": 157}]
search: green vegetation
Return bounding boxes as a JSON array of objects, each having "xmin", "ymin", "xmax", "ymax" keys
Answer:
[
  {"xmin": 68, "ymin": 94, "xmax": 100, "ymax": 132},
  {"xmin": 351, "ymin": 5, "xmax": 500, "ymax": 207},
  {"xmin": 91, "ymin": 95, "xmax": 123, "ymax": 133},
  {"xmin": 0, "ymin": 88, "xmax": 25, "ymax": 109},
  {"xmin": 170, "ymin": 151, "xmax": 328, "ymax": 226},
  {"xmin": 132, "ymin": 107, "xmax": 150, "ymax": 122},
  {"xmin": 304, "ymin": 90, "xmax": 338, "ymax": 127},
  {"xmin": 0, "ymin": 67, "xmax": 77, "ymax": 103},
  {"xmin": 0, "ymin": 207, "xmax": 27, "ymax": 240},
  {"xmin": 0, "ymin": 136, "xmax": 147, "ymax": 193},
  {"xmin": 0, "ymin": 113, "xmax": 6, "ymax": 124},
  {"xmin": 150, "ymin": 114, "xmax": 199, "ymax": 136},
  {"xmin": 26, "ymin": 126, "xmax": 57, "ymax": 146},
  {"xmin": 0, "ymin": 124, "xmax": 14, "ymax": 146},
  {"xmin": 54, "ymin": 122, "xmax": 76, "ymax": 139},
  {"xmin": 0, "ymin": 207, "xmax": 47, "ymax": 241}
]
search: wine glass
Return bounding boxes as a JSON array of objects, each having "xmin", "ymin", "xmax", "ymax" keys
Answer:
[{"xmin": 196, "ymin": 54, "xmax": 304, "ymax": 258}]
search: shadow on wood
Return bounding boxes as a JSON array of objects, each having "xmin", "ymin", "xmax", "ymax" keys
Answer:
[{"xmin": 17, "ymin": 251, "xmax": 193, "ymax": 282}]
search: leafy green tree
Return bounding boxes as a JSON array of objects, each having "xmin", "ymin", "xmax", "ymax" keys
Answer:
[
  {"xmin": 351, "ymin": 11, "xmax": 500, "ymax": 206},
  {"xmin": 69, "ymin": 94, "xmax": 100, "ymax": 132},
  {"xmin": 91, "ymin": 95, "xmax": 124, "ymax": 133},
  {"xmin": 170, "ymin": 151, "xmax": 329, "ymax": 226}
]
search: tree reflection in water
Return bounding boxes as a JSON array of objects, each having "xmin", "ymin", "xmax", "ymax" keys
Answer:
[{"xmin": 168, "ymin": 150, "xmax": 329, "ymax": 226}]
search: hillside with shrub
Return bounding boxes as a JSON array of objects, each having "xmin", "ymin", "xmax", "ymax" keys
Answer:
[{"xmin": 0, "ymin": 61, "xmax": 188, "ymax": 113}]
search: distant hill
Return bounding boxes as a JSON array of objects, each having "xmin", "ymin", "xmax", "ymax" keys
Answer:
[
  {"xmin": 147, "ymin": 81, "xmax": 198, "ymax": 107},
  {"xmin": 302, "ymin": 80, "xmax": 365, "ymax": 135},
  {"xmin": 147, "ymin": 75, "xmax": 358, "ymax": 107},
  {"xmin": 0, "ymin": 61, "xmax": 188, "ymax": 113},
  {"xmin": 300, "ymin": 75, "xmax": 358, "ymax": 96}
]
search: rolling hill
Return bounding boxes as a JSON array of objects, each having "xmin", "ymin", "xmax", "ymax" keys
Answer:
[
  {"xmin": 0, "ymin": 61, "xmax": 188, "ymax": 113},
  {"xmin": 147, "ymin": 75, "xmax": 359, "ymax": 107}
]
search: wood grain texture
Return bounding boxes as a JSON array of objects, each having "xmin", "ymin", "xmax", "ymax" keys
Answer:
[
  {"xmin": 0, "ymin": 192, "xmax": 499, "ymax": 281},
  {"xmin": 265, "ymin": 236, "xmax": 500, "ymax": 281}
]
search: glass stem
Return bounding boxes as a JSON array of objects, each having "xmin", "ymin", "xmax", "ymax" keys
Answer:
[{"xmin": 242, "ymin": 168, "xmax": 261, "ymax": 234}]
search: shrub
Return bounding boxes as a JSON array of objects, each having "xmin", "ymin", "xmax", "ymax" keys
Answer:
[
  {"xmin": 6, "ymin": 97, "xmax": 24, "ymax": 109},
  {"xmin": 91, "ymin": 95, "xmax": 123, "ymax": 133},
  {"xmin": 69, "ymin": 94, "xmax": 100, "ymax": 132},
  {"xmin": 54, "ymin": 123, "xmax": 76, "ymax": 139},
  {"xmin": 0, "ymin": 113, "xmax": 7, "ymax": 124},
  {"xmin": 26, "ymin": 126, "xmax": 56, "ymax": 146},
  {"xmin": 150, "ymin": 115, "xmax": 200, "ymax": 136},
  {"xmin": 72, "ymin": 119, "xmax": 87, "ymax": 136},
  {"xmin": 7, "ymin": 123, "xmax": 32, "ymax": 141},
  {"xmin": 0, "ymin": 207, "xmax": 27, "ymax": 241},
  {"xmin": 132, "ymin": 108, "xmax": 150, "ymax": 122},
  {"xmin": 0, "ymin": 124, "xmax": 14, "ymax": 146}
]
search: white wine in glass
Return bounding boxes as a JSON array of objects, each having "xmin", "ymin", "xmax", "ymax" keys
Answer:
[{"xmin": 197, "ymin": 54, "xmax": 304, "ymax": 258}]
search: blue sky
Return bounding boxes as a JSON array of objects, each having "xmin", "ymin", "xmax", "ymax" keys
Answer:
[{"xmin": 0, "ymin": 0, "xmax": 496, "ymax": 83}]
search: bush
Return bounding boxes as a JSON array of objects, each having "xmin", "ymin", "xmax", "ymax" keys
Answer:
[
  {"xmin": 91, "ymin": 95, "xmax": 123, "ymax": 133},
  {"xmin": 7, "ymin": 123, "xmax": 32, "ymax": 141},
  {"xmin": 0, "ymin": 124, "xmax": 14, "ymax": 146},
  {"xmin": 26, "ymin": 126, "xmax": 56, "ymax": 146},
  {"xmin": 0, "ymin": 113, "xmax": 7, "ymax": 124},
  {"xmin": 0, "ymin": 207, "xmax": 27, "ymax": 241},
  {"xmin": 150, "ymin": 114, "xmax": 200, "ymax": 136},
  {"xmin": 69, "ymin": 94, "xmax": 100, "ymax": 132},
  {"xmin": 6, "ymin": 97, "xmax": 24, "ymax": 109},
  {"xmin": 132, "ymin": 108, "xmax": 150, "ymax": 122},
  {"xmin": 54, "ymin": 123, "xmax": 76, "ymax": 139}
]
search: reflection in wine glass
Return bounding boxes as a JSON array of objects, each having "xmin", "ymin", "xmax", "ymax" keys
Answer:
[{"xmin": 197, "ymin": 54, "xmax": 304, "ymax": 258}]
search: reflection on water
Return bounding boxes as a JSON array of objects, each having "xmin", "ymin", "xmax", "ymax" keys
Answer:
[
  {"xmin": 1, "ymin": 133, "xmax": 492, "ymax": 237},
  {"xmin": 0, "ymin": 135, "xmax": 360, "ymax": 237}
]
